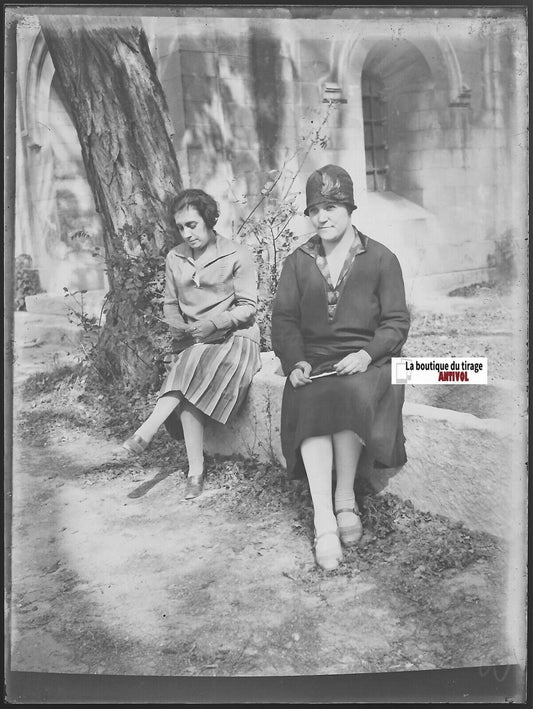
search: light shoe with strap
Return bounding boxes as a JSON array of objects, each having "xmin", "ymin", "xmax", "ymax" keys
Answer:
[
  {"xmin": 314, "ymin": 530, "xmax": 343, "ymax": 571},
  {"xmin": 336, "ymin": 508, "xmax": 363, "ymax": 546}
]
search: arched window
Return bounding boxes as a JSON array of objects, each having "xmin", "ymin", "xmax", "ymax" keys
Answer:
[
  {"xmin": 359, "ymin": 38, "xmax": 437, "ymax": 208},
  {"xmin": 362, "ymin": 72, "xmax": 389, "ymax": 192}
]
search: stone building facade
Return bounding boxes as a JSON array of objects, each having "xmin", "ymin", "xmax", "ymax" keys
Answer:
[{"xmin": 14, "ymin": 9, "xmax": 527, "ymax": 302}]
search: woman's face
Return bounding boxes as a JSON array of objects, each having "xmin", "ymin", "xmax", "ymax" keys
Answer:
[
  {"xmin": 308, "ymin": 202, "xmax": 352, "ymax": 243},
  {"xmin": 173, "ymin": 205, "xmax": 213, "ymax": 251}
]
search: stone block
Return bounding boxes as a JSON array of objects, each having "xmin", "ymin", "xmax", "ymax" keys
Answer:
[
  {"xmin": 224, "ymin": 102, "xmax": 256, "ymax": 128},
  {"xmin": 395, "ymin": 93, "xmax": 412, "ymax": 115},
  {"xmin": 221, "ymin": 77, "xmax": 255, "ymax": 106},
  {"xmin": 179, "ymin": 50, "xmax": 218, "ymax": 77},
  {"xmin": 229, "ymin": 149, "xmax": 261, "ymax": 177},
  {"xmin": 203, "ymin": 353, "xmax": 522, "ymax": 540},
  {"xmin": 431, "ymin": 149, "xmax": 453, "ymax": 170},
  {"xmin": 298, "ymin": 82, "xmax": 321, "ymax": 107},
  {"xmin": 275, "ymin": 56, "xmax": 295, "ymax": 82},
  {"xmin": 218, "ymin": 53, "xmax": 250, "ymax": 79},
  {"xmin": 214, "ymin": 30, "xmax": 250, "ymax": 56},
  {"xmin": 405, "ymin": 151, "xmax": 423, "ymax": 171},
  {"xmin": 14, "ymin": 310, "xmax": 85, "ymax": 348},
  {"xmin": 408, "ymin": 268, "xmax": 496, "ymax": 301},
  {"xmin": 405, "ymin": 112, "xmax": 424, "ymax": 132},
  {"xmin": 204, "ymin": 352, "xmax": 284, "ymax": 463},
  {"xmin": 297, "ymin": 38, "xmax": 331, "ymax": 66},
  {"xmin": 326, "ymin": 127, "xmax": 350, "ymax": 150},
  {"xmin": 25, "ymin": 289, "xmax": 106, "ymax": 319},
  {"xmin": 229, "ymin": 124, "xmax": 259, "ymax": 151},
  {"xmin": 183, "ymin": 100, "xmax": 214, "ymax": 127},
  {"xmin": 363, "ymin": 402, "xmax": 522, "ymax": 541},
  {"xmin": 299, "ymin": 60, "xmax": 329, "ymax": 82},
  {"xmin": 417, "ymin": 109, "xmax": 440, "ymax": 131},
  {"xmin": 416, "ymin": 130, "xmax": 444, "ymax": 150},
  {"xmin": 275, "ymin": 80, "xmax": 298, "ymax": 105},
  {"xmin": 415, "ymin": 90, "xmax": 435, "ymax": 112},
  {"xmin": 401, "ymin": 188, "xmax": 424, "ymax": 207},
  {"xmin": 451, "ymin": 149, "xmax": 472, "ymax": 169},
  {"xmin": 177, "ymin": 29, "xmax": 217, "ymax": 52},
  {"xmin": 390, "ymin": 169, "xmax": 420, "ymax": 193},
  {"xmin": 440, "ymin": 166, "xmax": 470, "ymax": 187},
  {"xmin": 182, "ymin": 75, "xmax": 218, "ymax": 103},
  {"xmin": 470, "ymin": 128, "xmax": 496, "ymax": 150}
]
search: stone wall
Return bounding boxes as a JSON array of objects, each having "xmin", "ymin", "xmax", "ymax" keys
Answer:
[
  {"xmin": 14, "ymin": 13, "xmax": 527, "ymax": 298},
  {"xmin": 150, "ymin": 15, "xmax": 527, "ymax": 295}
]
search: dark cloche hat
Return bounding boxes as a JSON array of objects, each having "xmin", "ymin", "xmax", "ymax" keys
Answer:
[{"xmin": 304, "ymin": 164, "xmax": 356, "ymax": 216}]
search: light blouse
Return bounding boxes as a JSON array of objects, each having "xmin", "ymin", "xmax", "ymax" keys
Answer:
[{"xmin": 163, "ymin": 232, "xmax": 260, "ymax": 347}]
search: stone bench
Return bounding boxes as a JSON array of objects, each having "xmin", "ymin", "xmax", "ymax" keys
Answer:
[{"xmin": 205, "ymin": 353, "xmax": 525, "ymax": 541}]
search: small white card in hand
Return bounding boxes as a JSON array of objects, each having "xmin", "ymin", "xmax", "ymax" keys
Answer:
[{"xmin": 309, "ymin": 370, "xmax": 337, "ymax": 380}]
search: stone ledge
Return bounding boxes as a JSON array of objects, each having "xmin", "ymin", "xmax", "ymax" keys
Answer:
[
  {"xmin": 14, "ymin": 311, "xmax": 85, "ymax": 347},
  {"xmin": 25, "ymin": 290, "xmax": 107, "ymax": 319},
  {"xmin": 204, "ymin": 353, "xmax": 524, "ymax": 540}
]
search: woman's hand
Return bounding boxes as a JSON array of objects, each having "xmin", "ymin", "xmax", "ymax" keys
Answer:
[
  {"xmin": 335, "ymin": 350, "xmax": 372, "ymax": 375},
  {"xmin": 189, "ymin": 319, "xmax": 217, "ymax": 342},
  {"xmin": 170, "ymin": 324, "xmax": 192, "ymax": 340},
  {"xmin": 289, "ymin": 361, "xmax": 313, "ymax": 388}
]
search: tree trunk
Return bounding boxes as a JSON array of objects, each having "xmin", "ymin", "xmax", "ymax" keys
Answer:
[{"xmin": 40, "ymin": 15, "xmax": 183, "ymax": 388}]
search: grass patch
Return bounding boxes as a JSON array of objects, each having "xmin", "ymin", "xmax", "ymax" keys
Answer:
[
  {"xmin": 356, "ymin": 488, "xmax": 501, "ymax": 576},
  {"xmin": 18, "ymin": 408, "xmax": 92, "ymax": 444},
  {"xmin": 22, "ymin": 364, "xmax": 85, "ymax": 400}
]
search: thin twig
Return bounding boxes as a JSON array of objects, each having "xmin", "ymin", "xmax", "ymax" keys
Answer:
[
  {"xmin": 236, "ymin": 169, "xmax": 284, "ymax": 237},
  {"xmin": 281, "ymin": 102, "xmax": 334, "ymax": 202}
]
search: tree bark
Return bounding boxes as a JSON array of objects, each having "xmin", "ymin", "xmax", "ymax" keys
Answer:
[{"xmin": 40, "ymin": 15, "xmax": 183, "ymax": 387}]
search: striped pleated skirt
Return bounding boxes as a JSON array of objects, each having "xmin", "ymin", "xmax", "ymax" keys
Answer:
[{"xmin": 159, "ymin": 335, "xmax": 261, "ymax": 440}]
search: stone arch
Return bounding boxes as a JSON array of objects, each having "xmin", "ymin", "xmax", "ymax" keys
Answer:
[
  {"xmin": 18, "ymin": 31, "xmax": 59, "ymax": 291},
  {"xmin": 23, "ymin": 30, "xmax": 56, "ymax": 150},
  {"xmin": 331, "ymin": 30, "xmax": 468, "ymax": 208},
  {"xmin": 337, "ymin": 29, "xmax": 466, "ymax": 107},
  {"xmin": 19, "ymin": 30, "xmax": 105, "ymax": 293}
]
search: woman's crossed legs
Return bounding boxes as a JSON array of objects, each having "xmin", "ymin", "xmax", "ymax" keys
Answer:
[{"xmin": 124, "ymin": 394, "xmax": 206, "ymax": 496}]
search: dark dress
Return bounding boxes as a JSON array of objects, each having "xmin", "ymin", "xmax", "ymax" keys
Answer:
[{"xmin": 271, "ymin": 229, "xmax": 410, "ymax": 479}]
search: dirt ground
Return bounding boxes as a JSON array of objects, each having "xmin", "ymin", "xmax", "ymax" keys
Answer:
[{"xmin": 7, "ymin": 289, "xmax": 521, "ymax": 678}]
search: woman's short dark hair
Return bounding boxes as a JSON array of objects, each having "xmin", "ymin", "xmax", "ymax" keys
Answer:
[{"xmin": 170, "ymin": 189, "xmax": 219, "ymax": 229}]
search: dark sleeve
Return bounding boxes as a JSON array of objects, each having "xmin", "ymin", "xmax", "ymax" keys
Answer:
[
  {"xmin": 271, "ymin": 254, "xmax": 307, "ymax": 375},
  {"xmin": 362, "ymin": 250, "xmax": 410, "ymax": 362}
]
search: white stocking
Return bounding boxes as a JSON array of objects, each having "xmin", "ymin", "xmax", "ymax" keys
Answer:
[
  {"xmin": 332, "ymin": 429, "xmax": 363, "ymax": 517},
  {"xmin": 300, "ymin": 435, "xmax": 337, "ymax": 536},
  {"xmin": 135, "ymin": 394, "xmax": 181, "ymax": 443},
  {"xmin": 180, "ymin": 401, "xmax": 205, "ymax": 478}
]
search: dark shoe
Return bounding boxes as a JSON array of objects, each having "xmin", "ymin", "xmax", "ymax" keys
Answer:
[
  {"xmin": 184, "ymin": 474, "xmax": 204, "ymax": 500},
  {"xmin": 336, "ymin": 508, "xmax": 363, "ymax": 546}
]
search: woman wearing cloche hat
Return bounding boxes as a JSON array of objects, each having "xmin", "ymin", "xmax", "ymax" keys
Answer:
[{"xmin": 272, "ymin": 164, "xmax": 410, "ymax": 571}]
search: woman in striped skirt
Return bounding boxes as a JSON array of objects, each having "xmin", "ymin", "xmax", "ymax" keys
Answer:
[{"xmin": 119, "ymin": 189, "xmax": 261, "ymax": 499}]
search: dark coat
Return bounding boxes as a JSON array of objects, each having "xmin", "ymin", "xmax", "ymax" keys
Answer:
[
  {"xmin": 271, "ymin": 230, "xmax": 410, "ymax": 476},
  {"xmin": 271, "ymin": 231, "xmax": 410, "ymax": 374}
]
